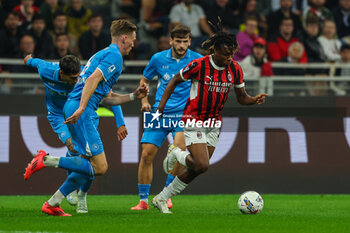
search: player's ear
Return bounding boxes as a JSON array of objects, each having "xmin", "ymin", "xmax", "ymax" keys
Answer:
[
  {"xmin": 169, "ymin": 37, "xmax": 173, "ymax": 46},
  {"xmin": 121, "ymin": 35, "xmax": 127, "ymax": 44}
]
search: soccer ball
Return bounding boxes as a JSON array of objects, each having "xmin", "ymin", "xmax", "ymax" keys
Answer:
[{"xmin": 238, "ymin": 191, "xmax": 264, "ymax": 214}]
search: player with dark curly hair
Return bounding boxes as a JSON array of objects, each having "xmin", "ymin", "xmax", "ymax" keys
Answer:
[{"xmin": 152, "ymin": 21, "xmax": 268, "ymax": 213}]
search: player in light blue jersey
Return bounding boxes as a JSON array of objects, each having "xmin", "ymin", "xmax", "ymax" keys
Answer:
[
  {"xmin": 24, "ymin": 53, "xmax": 128, "ymax": 212},
  {"xmin": 131, "ymin": 25, "xmax": 202, "ymax": 210},
  {"xmin": 24, "ymin": 54, "xmax": 128, "ymax": 210},
  {"xmin": 24, "ymin": 19, "xmax": 148, "ymax": 216}
]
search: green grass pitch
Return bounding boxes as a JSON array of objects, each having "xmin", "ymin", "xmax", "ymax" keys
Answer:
[{"xmin": 0, "ymin": 194, "xmax": 350, "ymax": 233}]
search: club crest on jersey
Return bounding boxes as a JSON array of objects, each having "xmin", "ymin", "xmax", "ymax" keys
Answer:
[
  {"xmin": 197, "ymin": 131, "xmax": 202, "ymax": 139},
  {"xmin": 92, "ymin": 143, "xmax": 99, "ymax": 151},
  {"xmin": 227, "ymin": 73, "xmax": 232, "ymax": 81},
  {"xmin": 163, "ymin": 73, "xmax": 171, "ymax": 81}
]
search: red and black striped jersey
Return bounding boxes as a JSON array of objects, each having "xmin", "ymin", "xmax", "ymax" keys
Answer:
[{"xmin": 179, "ymin": 55, "xmax": 244, "ymax": 122}]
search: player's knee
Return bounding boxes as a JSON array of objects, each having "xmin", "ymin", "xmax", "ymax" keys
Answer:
[
  {"xmin": 193, "ymin": 161, "xmax": 209, "ymax": 174},
  {"xmin": 140, "ymin": 150, "xmax": 154, "ymax": 164}
]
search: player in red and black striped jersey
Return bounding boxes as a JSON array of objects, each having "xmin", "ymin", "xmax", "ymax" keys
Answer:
[
  {"xmin": 152, "ymin": 29, "xmax": 268, "ymax": 213},
  {"xmin": 179, "ymin": 53, "xmax": 245, "ymax": 123}
]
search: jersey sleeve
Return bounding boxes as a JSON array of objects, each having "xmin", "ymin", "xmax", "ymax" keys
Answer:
[
  {"xmin": 97, "ymin": 52, "xmax": 122, "ymax": 82},
  {"xmin": 26, "ymin": 58, "xmax": 45, "ymax": 70},
  {"xmin": 143, "ymin": 55, "xmax": 158, "ymax": 80},
  {"xmin": 179, "ymin": 60, "xmax": 200, "ymax": 81},
  {"xmin": 27, "ymin": 58, "xmax": 57, "ymax": 81},
  {"xmin": 233, "ymin": 62, "xmax": 245, "ymax": 88},
  {"xmin": 111, "ymin": 105, "xmax": 125, "ymax": 128}
]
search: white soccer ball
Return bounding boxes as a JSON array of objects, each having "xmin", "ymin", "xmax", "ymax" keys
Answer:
[{"xmin": 238, "ymin": 191, "xmax": 264, "ymax": 214}]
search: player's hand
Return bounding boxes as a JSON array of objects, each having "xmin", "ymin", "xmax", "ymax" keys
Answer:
[
  {"xmin": 64, "ymin": 107, "xmax": 84, "ymax": 124},
  {"xmin": 117, "ymin": 125, "xmax": 128, "ymax": 141},
  {"xmin": 141, "ymin": 102, "xmax": 151, "ymax": 112},
  {"xmin": 156, "ymin": 106, "xmax": 164, "ymax": 117},
  {"xmin": 24, "ymin": 54, "xmax": 33, "ymax": 65},
  {"xmin": 253, "ymin": 93, "xmax": 268, "ymax": 105},
  {"xmin": 134, "ymin": 83, "xmax": 149, "ymax": 99}
]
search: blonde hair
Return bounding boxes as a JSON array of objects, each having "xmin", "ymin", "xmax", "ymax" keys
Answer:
[{"xmin": 110, "ymin": 19, "xmax": 137, "ymax": 38}]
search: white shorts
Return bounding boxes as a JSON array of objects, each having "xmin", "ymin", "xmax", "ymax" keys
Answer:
[{"xmin": 184, "ymin": 126, "xmax": 220, "ymax": 147}]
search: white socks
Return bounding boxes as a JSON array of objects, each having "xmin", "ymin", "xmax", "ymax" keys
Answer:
[
  {"xmin": 43, "ymin": 156, "xmax": 60, "ymax": 168},
  {"xmin": 48, "ymin": 190, "xmax": 65, "ymax": 207},
  {"xmin": 174, "ymin": 148, "xmax": 189, "ymax": 167},
  {"xmin": 141, "ymin": 198, "xmax": 149, "ymax": 204},
  {"xmin": 78, "ymin": 190, "xmax": 87, "ymax": 198},
  {"xmin": 158, "ymin": 176, "xmax": 188, "ymax": 201}
]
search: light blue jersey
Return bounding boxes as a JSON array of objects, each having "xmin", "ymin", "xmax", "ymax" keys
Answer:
[
  {"xmin": 141, "ymin": 48, "xmax": 202, "ymax": 148},
  {"xmin": 143, "ymin": 48, "xmax": 202, "ymax": 113},
  {"xmin": 27, "ymin": 58, "xmax": 79, "ymax": 115},
  {"xmin": 26, "ymin": 58, "xmax": 84, "ymax": 144},
  {"xmin": 68, "ymin": 44, "xmax": 123, "ymax": 110}
]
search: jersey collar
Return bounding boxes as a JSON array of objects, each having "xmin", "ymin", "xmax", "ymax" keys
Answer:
[
  {"xmin": 110, "ymin": 43, "xmax": 120, "ymax": 52},
  {"xmin": 209, "ymin": 55, "xmax": 226, "ymax": 70}
]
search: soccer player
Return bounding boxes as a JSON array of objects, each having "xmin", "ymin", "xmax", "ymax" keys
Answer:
[
  {"xmin": 131, "ymin": 25, "xmax": 202, "ymax": 210},
  {"xmin": 23, "ymin": 54, "xmax": 127, "ymax": 208},
  {"xmin": 24, "ymin": 19, "xmax": 148, "ymax": 216},
  {"xmin": 152, "ymin": 29, "xmax": 268, "ymax": 213}
]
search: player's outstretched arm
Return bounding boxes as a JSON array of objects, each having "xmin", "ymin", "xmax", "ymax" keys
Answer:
[
  {"xmin": 64, "ymin": 69, "xmax": 103, "ymax": 124},
  {"xmin": 101, "ymin": 83, "xmax": 149, "ymax": 106},
  {"xmin": 111, "ymin": 105, "xmax": 128, "ymax": 141},
  {"xmin": 234, "ymin": 87, "xmax": 268, "ymax": 105},
  {"xmin": 157, "ymin": 73, "xmax": 184, "ymax": 113}
]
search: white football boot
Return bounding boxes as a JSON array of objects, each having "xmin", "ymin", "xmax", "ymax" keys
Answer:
[
  {"xmin": 152, "ymin": 195, "xmax": 172, "ymax": 214},
  {"xmin": 163, "ymin": 144, "xmax": 178, "ymax": 174},
  {"xmin": 76, "ymin": 192, "xmax": 88, "ymax": 213}
]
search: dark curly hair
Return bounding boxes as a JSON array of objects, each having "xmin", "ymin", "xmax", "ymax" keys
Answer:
[{"xmin": 201, "ymin": 17, "xmax": 239, "ymax": 54}]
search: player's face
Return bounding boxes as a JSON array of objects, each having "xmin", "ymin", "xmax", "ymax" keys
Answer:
[
  {"xmin": 214, "ymin": 44, "xmax": 234, "ymax": 67},
  {"xmin": 170, "ymin": 35, "xmax": 191, "ymax": 58},
  {"xmin": 61, "ymin": 71, "xmax": 80, "ymax": 86},
  {"xmin": 122, "ymin": 31, "xmax": 136, "ymax": 55}
]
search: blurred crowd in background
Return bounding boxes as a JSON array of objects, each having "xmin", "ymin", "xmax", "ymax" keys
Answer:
[{"xmin": 1, "ymin": 0, "xmax": 350, "ymax": 96}]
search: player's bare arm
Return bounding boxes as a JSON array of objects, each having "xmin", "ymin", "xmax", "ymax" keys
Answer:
[
  {"xmin": 64, "ymin": 69, "xmax": 103, "ymax": 124},
  {"xmin": 140, "ymin": 77, "xmax": 152, "ymax": 112},
  {"xmin": 157, "ymin": 73, "xmax": 184, "ymax": 113},
  {"xmin": 234, "ymin": 87, "xmax": 268, "ymax": 105},
  {"xmin": 101, "ymin": 84, "xmax": 149, "ymax": 106}
]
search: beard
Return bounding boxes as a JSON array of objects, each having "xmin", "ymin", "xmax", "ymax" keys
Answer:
[{"xmin": 173, "ymin": 47, "xmax": 186, "ymax": 57}]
